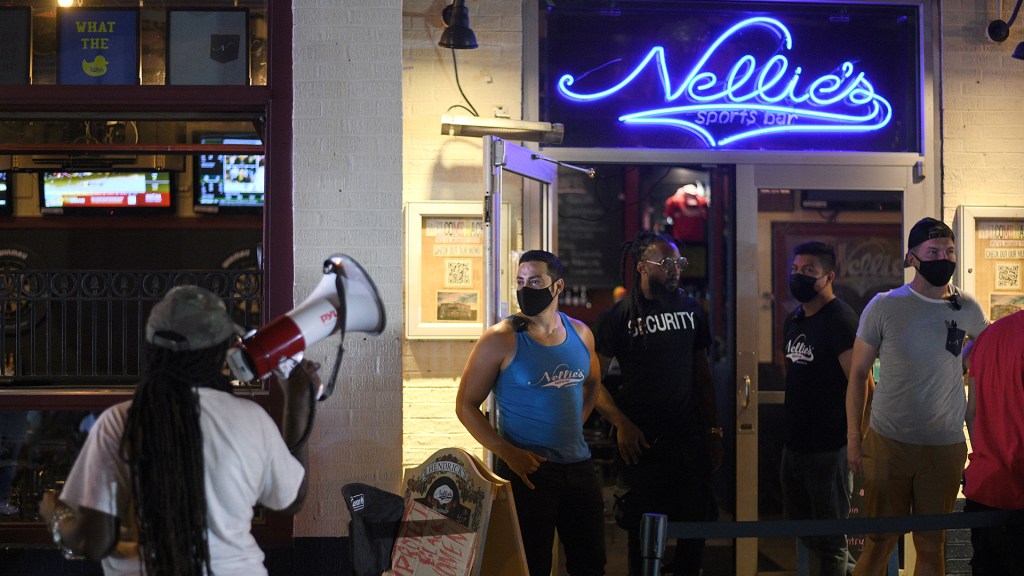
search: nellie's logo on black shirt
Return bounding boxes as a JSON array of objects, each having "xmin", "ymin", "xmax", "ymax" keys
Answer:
[{"xmin": 784, "ymin": 334, "xmax": 815, "ymax": 364}]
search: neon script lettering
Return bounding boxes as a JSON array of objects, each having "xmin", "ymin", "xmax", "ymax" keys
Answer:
[{"xmin": 556, "ymin": 17, "xmax": 892, "ymax": 147}]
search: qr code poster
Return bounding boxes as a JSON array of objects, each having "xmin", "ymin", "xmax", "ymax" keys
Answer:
[
  {"xmin": 993, "ymin": 262, "xmax": 1022, "ymax": 291},
  {"xmin": 436, "ymin": 291, "xmax": 479, "ymax": 322},
  {"xmin": 444, "ymin": 259, "xmax": 474, "ymax": 288}
]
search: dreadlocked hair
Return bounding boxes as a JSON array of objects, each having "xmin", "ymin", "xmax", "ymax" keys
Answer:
[
  {"xmin": 620, "ymin": 230, "xmax": 678, "ymax": 351},
  {"xmin": 121, "ymin": 340, "xmax": 230, "ymax": 576}
]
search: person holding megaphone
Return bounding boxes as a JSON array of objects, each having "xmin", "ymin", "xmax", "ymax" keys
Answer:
[{"xmin": 39, "ymin": 286, "xmax": 322, "ymax": 576}]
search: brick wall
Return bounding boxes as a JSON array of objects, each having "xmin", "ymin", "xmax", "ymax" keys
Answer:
[
  {"xmin": 940, "ymin": 0, "xmax": 1024, "ymax": 222},
  {"xmin": 291, "ymin": 0, "xmax": 404, "ymax": 537},
  {"xmin": 400, "ymin": 0, "xmax": 524, "ymax": 471}
]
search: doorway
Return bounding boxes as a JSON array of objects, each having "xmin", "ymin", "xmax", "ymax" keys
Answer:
[
  {"xmin": 552, "ymin": 161, "xmax": 737, "ymax": 576},
  {"xmin": 735, "ymin": 163, "xmax": 910, "ymax": 575},
  {"xmin": 548, "ymin": 159, "xmax": 915, "ymax": 575}
]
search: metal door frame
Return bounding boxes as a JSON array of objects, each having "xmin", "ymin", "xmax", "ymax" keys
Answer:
[{"xmin": 483, "ymin": 136, "xmax": 558, "ymax": 328}]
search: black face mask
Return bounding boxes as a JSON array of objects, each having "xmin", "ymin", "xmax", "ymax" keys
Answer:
[
  {"xmin": 788, "ymin": 273, "xmax": 823, "ymax": 303},
  {"xmin": 916, "ymin": 259, "xmax": 956, "ymax": 287},
  {"xmin": 517, "ymin": 285, "xmax": 555, "ymax": 316}
]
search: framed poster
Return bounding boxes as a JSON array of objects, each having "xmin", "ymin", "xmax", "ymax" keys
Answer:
[
  {"xmin": 955, "ymin": 206, "xmax": 1024, "ymax": 321},
  {"xmin": 0, "ymin": 8, "xmax": 31, "ymax": 84},
  {"xmin": 405, "ymin": 202, "xmax": 510, "ymax": 339},
  {"xmin": 771, "ymin": 222, "xmax": 903, "ymax": 363},
  {"xmin": 406, "ymin": 202, "xmax": 486, "ymax": 339},
  {"xmin": 167, "ymin": 9, "xmax": 249, "ymax": 85},
  {"xmin": 58, "ymin": 8, "xmax": 139, "ymax": 85}
]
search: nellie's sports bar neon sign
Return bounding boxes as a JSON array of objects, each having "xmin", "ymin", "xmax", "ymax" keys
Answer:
[
  {"xmin": 541, "ymin": 4, "xmax": 920, "ymax": 152},
  {"xmin": 557, "ymin": 18, "xmax": 891, "ymax": 148}
]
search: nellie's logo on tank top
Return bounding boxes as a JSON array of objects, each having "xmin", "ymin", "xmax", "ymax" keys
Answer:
[{"xmin": 529, "ymin": 363, "xmax": 585, "ymax": 388}]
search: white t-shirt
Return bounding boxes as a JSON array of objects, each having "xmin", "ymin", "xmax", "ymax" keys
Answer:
[
  {"xmin": 60, "ymin": 387, "xmax": 305, "ymax": 576},
  {"xmin": 857, "ymin": 283, "xmax": 988, "ymax": 445}
]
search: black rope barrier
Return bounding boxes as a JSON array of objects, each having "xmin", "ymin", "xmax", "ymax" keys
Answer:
[{"xmin": 640, "ymin": 509, "xmax": 1024, "ymax": 576}]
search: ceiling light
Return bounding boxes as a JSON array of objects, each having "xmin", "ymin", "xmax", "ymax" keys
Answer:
[
  {"xmin": 439, "ymin": 1, "xmax": 478, "ymax": 50},
  {"xmin": 440, "ymin": 115, "xmax": 564, "ymax": 144}
]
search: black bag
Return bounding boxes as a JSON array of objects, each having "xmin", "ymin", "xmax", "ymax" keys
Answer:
[{"xmin": 342, "ymin": 482, "xmax": 404, "ymax": 576}]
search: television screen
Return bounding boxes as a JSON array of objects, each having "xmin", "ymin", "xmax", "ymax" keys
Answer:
[
  {"xmin": 193, "ymin": 134, "xmax": 265, "ymax": 213},
  {"xmin": 0, "ymin": 172, "xmax": 11, "ymax": 215},
  {"xmin": 39, "ymin": 171, "xmax": 174, "ymax": 214}
]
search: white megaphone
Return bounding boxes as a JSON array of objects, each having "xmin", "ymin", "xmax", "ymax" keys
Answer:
[{"xmin": 226, "ymin": 254, "xmax": 385, "ymax": 400}]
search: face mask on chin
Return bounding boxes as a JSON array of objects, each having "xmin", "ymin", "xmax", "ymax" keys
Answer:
[
  {"xmin": 517, "ymin": 285, "xmax": 556, "ymax": 316},
  {"xmin": 915, "ymin": 258, "xmax": 956, "ymax": 287},
  {"xmin": 788, "ymin": 273, "xmax": 823, "ymax": 303}
]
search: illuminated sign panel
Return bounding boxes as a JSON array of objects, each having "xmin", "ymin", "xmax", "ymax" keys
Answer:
[{"xmin": 538, "ymin": 2, "xmax": 921, "ymax": 152}]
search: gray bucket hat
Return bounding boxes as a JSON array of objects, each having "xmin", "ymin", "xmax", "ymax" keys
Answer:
[{"xmin": 146, "ymin": 286, "xmax": 240, "ymax": 351}]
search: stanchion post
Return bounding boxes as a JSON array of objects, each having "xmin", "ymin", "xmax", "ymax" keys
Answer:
[{"xmin": 641, "ymin": 513, "xmax": 668, "ymax": 576}]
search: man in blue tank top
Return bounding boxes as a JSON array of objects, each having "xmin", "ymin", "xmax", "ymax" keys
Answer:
[{"xmin": 456, "ymin": 250, "xmax": 605, "ymax": 576}]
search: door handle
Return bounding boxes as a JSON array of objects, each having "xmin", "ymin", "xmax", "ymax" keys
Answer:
[{"xmin": 742, "ymin": 375, "xmax": 751, "ymax": 408}]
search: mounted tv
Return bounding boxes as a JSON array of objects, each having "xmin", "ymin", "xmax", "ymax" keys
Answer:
[
  {"xmin": 39, "ymin": 171, "xmax": 175, "ymax": 215},
  {"xmin": 193, "ymin": 134, "xmax": 265, "ymax": 214},
  {"xmin": 0, "ymin": 172, "xmax": 12, "ymax": 216}
]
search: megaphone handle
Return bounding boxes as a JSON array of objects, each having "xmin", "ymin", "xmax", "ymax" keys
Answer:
[
  {"xmin": 321, "ymin": 341, "xmax": 344, "ymax": 401},
  {"xmin": 286, "ymin": 361, "xmax": 319, "ymax": 454}
]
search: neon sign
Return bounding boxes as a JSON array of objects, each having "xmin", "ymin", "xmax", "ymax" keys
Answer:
[{"xmin": 555, "ymin": 17, "xmax": 892, "ymax": 148}]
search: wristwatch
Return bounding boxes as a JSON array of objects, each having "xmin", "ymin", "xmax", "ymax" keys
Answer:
[
  {"xmin": 48, "ymin": 505, "xmax": 83, "ymax": 560},
  {"xmin": 708, "ymin": 426, "xmax": 724, "ymax": 439}
]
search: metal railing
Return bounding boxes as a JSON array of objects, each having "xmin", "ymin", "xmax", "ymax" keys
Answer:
[{"xmin": 0, "ymin": 269, "xmax": 263, "ymax": 386}]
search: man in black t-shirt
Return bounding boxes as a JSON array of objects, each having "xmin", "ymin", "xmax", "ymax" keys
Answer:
[
  {"xmin": 781, "ymin": 241, "xmax": 861, "ymax": 576},
  {"xmin": 595, "ymin": 230, "xmax": 721, "ymax": 576}
]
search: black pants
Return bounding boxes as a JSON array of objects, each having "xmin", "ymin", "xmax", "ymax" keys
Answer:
[
  {"xmin": 495, "ymin": 458, "xmax": 606, "ymax": 576},
  {"xmin": 965, "ymin": 499, "xmax": 1024, "ymax": 576},
  {"xmin": 618, "ymin": 434, "xmax": 716, "ymax": 576}
]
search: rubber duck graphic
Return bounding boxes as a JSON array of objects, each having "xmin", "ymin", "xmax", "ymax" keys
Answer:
[{"xmin": 82, "ymin": 55, "xmax": 109, "ymax": 77}]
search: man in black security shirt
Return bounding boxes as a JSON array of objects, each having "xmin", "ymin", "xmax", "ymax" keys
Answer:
[
  {"xmin": 781, "ymin": 241, "xmax": 861, "ymax": 576},
  {"xmin": 595, "ymin": 230, "xmax": 721, "ymax": 576}
]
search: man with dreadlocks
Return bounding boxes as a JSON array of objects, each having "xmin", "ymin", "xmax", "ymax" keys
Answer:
[
  {"xmin": 39, "ymin": 285, "xmax": 320, "ymax": 575},
  {"xmin": 595, "ymin": 230, "xmax": 722, "ymax": 576}
]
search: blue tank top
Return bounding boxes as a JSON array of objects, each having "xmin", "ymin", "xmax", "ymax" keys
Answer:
[{"xmin": 494, "ymin": 312, "xmax": 592, "ymax": 464}]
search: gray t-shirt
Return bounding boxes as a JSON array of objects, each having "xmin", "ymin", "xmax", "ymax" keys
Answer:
[{"xmin": 857, "ymin": 283, "xmax": 988, "ymax": 445}]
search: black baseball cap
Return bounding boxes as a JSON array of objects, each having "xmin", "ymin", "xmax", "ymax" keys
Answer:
[{"xmin": 907, "ymin": 217, "xmax": 954, "ymax": 251}]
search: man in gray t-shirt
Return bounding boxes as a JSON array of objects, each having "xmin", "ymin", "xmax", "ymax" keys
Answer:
[{"xmin": 845, "ymin": 217, "xmax": 988, "ymax": 576}]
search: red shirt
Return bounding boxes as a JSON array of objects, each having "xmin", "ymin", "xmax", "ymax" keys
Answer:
[
  {"xmin": 663, "ymin": 190, "xmax": 707, "ymax": 243},
  {"xmin": 964, "ymin": 310, "xmax": 1024, "ymax": 509}
]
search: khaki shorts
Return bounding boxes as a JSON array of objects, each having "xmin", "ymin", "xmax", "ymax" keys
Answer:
[{"xmin": 861, "ymin": 428, "xmax": 967, "ymax": 541}]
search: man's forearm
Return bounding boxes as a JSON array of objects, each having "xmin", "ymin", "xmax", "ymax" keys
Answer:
[{"xmin": 846, "ymin": 368, "xmax": 869, "ymax": 437}]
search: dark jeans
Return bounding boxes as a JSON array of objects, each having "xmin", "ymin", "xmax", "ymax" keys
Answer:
[
  {"xmin": 619, "ymin": 433, "xmax": 716, "ymax": 576},
  {"xmin": 965, "ymin": 499, "xmax": 1024, "ymax": 576},
  {"xmin": 495, "ymin": 458, "xmax": 605, "ymax": 576},
  {"xmin": 780, "ymin": 445, "xmax": 855, "ymax": 576}
]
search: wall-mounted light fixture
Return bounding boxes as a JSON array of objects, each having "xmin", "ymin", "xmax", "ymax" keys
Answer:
[
  {"xmin": 987, "ymin": 0, "xmax": 1024, "ymax": 60},
  {"xmin": 439, "ymin": 0, "xmax": 478, "ymax": 50},
  {"xmin": 441, "ymin": 115, "xmax": 564, "ymax": 144}
]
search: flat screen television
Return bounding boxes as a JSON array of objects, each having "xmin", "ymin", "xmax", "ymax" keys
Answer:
[
  {"xmin": 0, "ymin": 172, "xmax": 11, "ymax": 215},
  {"xmin": 193, "ymin": 134, "xmax": 265, "ymax": 213},
  {"xmin": 39, "ymin": 171, "xmax": 175, "ymax": 215}
]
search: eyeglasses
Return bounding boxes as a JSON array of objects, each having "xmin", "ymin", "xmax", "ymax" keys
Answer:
[{"xmin": 644, "ymin": 256, "xmax": 689, "ymax": 272}]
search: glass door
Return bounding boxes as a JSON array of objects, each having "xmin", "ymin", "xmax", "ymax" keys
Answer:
[{"xmin": 735, "ymin": 163, "xmax": 911, "ymax": 575}]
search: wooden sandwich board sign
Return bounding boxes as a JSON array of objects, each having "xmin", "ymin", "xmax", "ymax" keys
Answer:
[{"xmin": 386, "ymin": 447, "xmax": 528, "ymax": 576}]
